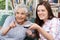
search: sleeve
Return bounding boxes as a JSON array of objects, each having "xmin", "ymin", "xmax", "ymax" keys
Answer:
[
  {"xmin": 49, "ymin": 18, "xmax": 60, "ymax": 40},
  {"xmin": 0, "ymin": 16, "xmax": 15, "ymax": 35},
  {"xmin": 55, "ymin": 19, "xmax": 60, "ymax": 40},
  {"xmin": 2, "ymin": 16, "xmax": 15, "ymax": 28}
]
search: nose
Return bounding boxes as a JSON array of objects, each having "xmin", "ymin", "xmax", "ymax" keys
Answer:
[{"xmin": 18, "ymin": 14, "xmax": 22, "ymax": 17}]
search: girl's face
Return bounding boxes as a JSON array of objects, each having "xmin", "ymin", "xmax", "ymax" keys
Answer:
[
  {"xmin": 37, "ymin": 5, "xmax": 48, "ymax": 21},
  {"xmin": 15, "ymin": 8, "xmax": 27, "ymax": 24}
]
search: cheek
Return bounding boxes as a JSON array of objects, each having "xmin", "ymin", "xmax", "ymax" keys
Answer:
[
  {"xmin": 21, "ymin": 15, "xmax": 27, "ymax": 19},
  {"xmin": 23, "ymin": 16, "xmax": 27, "ymax": 19},
  {"xmin": 15, "ymin": 14, "xmax": 18, "ymax": 17},
  {"xmin": 44, "ymin": 12, "xmax": 48, "ymax": 19},
  {"xmin": 15, "ymin": 16, "xmax": 18, "ymax": 19},
  {"xmin": 45, "ymin": 12, "xmax": 48, "ymax": 17}
]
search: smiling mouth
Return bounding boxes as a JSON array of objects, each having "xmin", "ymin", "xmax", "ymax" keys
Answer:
[
  {"xmin": 39, "ymin": 15, "xmax": 44, "ymax": 17},
  {"xmin": 17, "ymin": 17, "xmax": 23, "ymax": 19},
  {"xmin": 18, "ymin": 18, "xmax": 23, "ymax": 20}
]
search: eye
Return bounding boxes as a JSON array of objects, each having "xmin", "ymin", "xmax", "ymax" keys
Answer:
[
  {"xmin": 21, "ymin": 13, "xmax": 26, "ymax": 15},
  {"xmin": 21, "ymin": 13, "xmax": 24, "ymax": 14},
  {"xmin": 41, "ymin": 10, "xmax": 45, "ymax": 12},
  {"xmin": 16, "ymin": 12, "xmax": 19, "ymax": 14}
]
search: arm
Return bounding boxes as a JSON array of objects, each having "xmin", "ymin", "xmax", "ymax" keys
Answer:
[
  {"xmin": 1, "ymin": 26, "xmax": 11, "ymax": 35},
  {"xmin": 1, "ymin": 21, "xmax": 16, "ymax": 35},
  {"xmin": 36, "ymin": 25, "xmax": 53, "ymax": 40},
  {"xmin": 0, "ymin": 16, "xmax": 15, "ymax": 35},
  {"xmin": 29, "ymin": 23, "xmax": 54, "ymax": 40}
]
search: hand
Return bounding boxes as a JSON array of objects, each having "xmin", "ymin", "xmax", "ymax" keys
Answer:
[
  {"xmin": 29, "ymin": 23, "xmax": 40, "ymax": 30},
  {"xmin": 26, "ymin": 29, "xmax": 32, "ymax": 36},
  {"xmin": 9, "ymin": 21, "xmax": 16, "ymax": 28},
  {"xmin": 26, "ymin": 29, "xmax": 36, "ymax": 38}
]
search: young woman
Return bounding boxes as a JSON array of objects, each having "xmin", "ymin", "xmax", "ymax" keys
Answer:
[{"xmin": 29, "ymin": 1, "xmax": 60, "ymax": 40}]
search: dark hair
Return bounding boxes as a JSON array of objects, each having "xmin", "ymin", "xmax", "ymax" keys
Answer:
[{"xmin": 35, "ymin": 1, "xmax": 54, "ymax": 26}]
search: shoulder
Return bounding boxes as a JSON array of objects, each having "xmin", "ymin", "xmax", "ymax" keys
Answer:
[
  {"xmin": 5, "ymin": 16, "xmax": 15, "ymax": 21},
  {"xmin": 6, "ymin": 16, "xmax": 15, "ymax": 19},
  {"xmin": 49, "ymin": 17, "xmax": 60, "ymax": 26},
  {"xmin": 50, "ymin": 17, "xmax": 60, "ymax": 23},
  {"xmin": 26, "ymin": 21, "xmax": 32, "ymax": 24},
  {"xmin": 25, "ymin": 21, "xmax": 33, "ymax": 25},
  {"xmin": 24, "ymin": 21, "xmax": 33, "ymax": 27},
  {"xmin": 2, "ymin": 16, "xmax": 15, "ymax": 27}
]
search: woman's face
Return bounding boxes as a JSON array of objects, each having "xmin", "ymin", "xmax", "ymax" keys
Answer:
[
  {"xmin": 37, "ymin": 5, "xmax": 48, "ymax": 21},
  {"xmin": 15, "ymin": 8, "xmax": 27, "ymax": 24}
]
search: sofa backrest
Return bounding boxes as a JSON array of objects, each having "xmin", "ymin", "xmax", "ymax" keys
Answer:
[{"xmin": 0, "ymin": 15, "xmax": 9, "ymax": 26}]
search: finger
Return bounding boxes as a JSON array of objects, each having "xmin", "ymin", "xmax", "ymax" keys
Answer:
[
  {"xmin": 29, "ymin": 26, "xmax": 34, "ymax": 30},
  {"xmin": 14, "ymin": 21, "xmax": 16, "ymax": 25},
  {"xmin": 28, "ymin": 23, "xmax": 34, "ymax": 29},
  {"xmin": 26, "ymin": 30, "xmax": 32, "ymax": 36},
  {"xmin": 12, "ymin": 21, "xmax": 16, "ymax": 28}
]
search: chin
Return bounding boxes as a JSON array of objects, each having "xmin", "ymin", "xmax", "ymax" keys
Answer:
[
  {"xmin": 17, "ymin": 20, "xmax": 22, "ymax": 22},
  {"xmin": 40, "ymin": 18, "xmax": 45, "ymax": 20}
]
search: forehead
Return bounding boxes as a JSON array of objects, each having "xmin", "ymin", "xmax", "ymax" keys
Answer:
[
  {"xmin": 37, "ymin": 5, "xmax": 46, "ymax": 10},
  {"xmin": 16, "ymin": 8, "xmax": 25, "ymax": 12}
]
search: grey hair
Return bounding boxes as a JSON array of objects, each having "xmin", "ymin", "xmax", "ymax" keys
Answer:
[{"xmin": 13, "ymin": 4, "xmax": 28, "ymax": 14}]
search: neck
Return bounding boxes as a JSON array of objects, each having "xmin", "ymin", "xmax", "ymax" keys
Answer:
[
  {"xmin": 43, "ymin": 19, "xmax": 48, "ymax": 22},
  {"xmin": 17, "ymin": 21, "xmax": 26, "ymax": 25}
]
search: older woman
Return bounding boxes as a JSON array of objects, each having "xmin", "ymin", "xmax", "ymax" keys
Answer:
[{"xmin": 0, "ymin": 4, "xmax": 33, "ymax": 40}]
